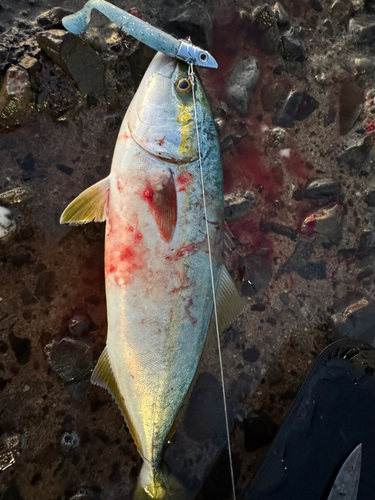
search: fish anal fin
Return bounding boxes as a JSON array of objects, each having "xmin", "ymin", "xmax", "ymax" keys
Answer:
[
  {"xmin": 144, "ymin": 171, "xmax": 177, "ymax": 243},
  {"xmin": 60, "ymin": 176, "xmax": 110, "ymax": 225},
  {"xmin": 166, "ymin": 266, "xmax": 244, "ymax": 444},
  {"xmin": 91, "ymin": 346, "xmax": 141, "ymax": 452}
]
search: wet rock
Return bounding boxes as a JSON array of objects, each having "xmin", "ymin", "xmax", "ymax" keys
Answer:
[
  {"xmin": 357, "ymin": 230, "xmax": 375, "ymax": 259},
  {"xmin": 279, "ymin": 241, "xmax": 327, "ymax": 280},
  {"xmin": 161, "ymin": 2, "xmax": 212, "ymax": 50},
  {"xmin": 331, "ymin": 298, "xmax": 375, "ymax": 345},
  {"xmin": 37, "ymin": 7, "xmax": 73, "ymax": 29},
  {"xmin": 349, "ymin": 17, "xmax": 375, "ymax": 45},
  {"xmin": 224, "ymin": 190, "xmax": 255, "ymax": 224},
  {"xmin": 0, "ymin": 65, "xmax": 30, "ymax": 131},
  {"xmin": 84, "ymin": 28, "xmax": 108, "ymax": 54},
  {"xmin": 243, "ymin": 411, "xmax": 278, "ymax": 452},
  {"xmin": 331, "ymin": 0, "xmax": 353, "ymax": 23},
  {"xmin": 36, "ymin": 30, "xmax": 105, "ymax": 95},
  {"xmin": 276, "ymin": 91, "xmax": 319, "ymax": 127},
  {"xmin": 301, "ymin": 204, "xmax": 344, "ymax": 245},
  {"xmin": 226, "ymin": 57, "xmax": 259, "ymax": 116},
  {"xmin": 252, "ymin": 5, "xmax": 280, "ymax": 55},
  {"xmin": 0, "ymin": 187, "xmax": 33, "ymax": 205},
  {"xmin": 355, "ymin": 57, "xmax": 375, "ymax": 74},
  {"xmin": 339, "ymin": 83, "xmax": 364, "ymax": 136},
  {"xmin": 336, "ymin": 137, "xmax": 372, "ymax": 172},
  {"xmin": 260, "ymin": 221, "xmax": 298, "ymax": 241},
  {"xmin": 0, "ymin": 433, "xmax": 23, "ymax": 472},
  {"xmin": 303, "ymin": 178, "xmax": 341, "ymax": 201},
  {"xmin": 273, "ymin": 2, "xmax": 290, "ymax": 27},
  {"xmin": 9, "ymin": 332, "xmax": 31, "ymax": 365},
  {"xmin": 243, "ymin": 347, "xmax": 260, "ymax": 363},
  {"xmin": 365, "ymin": 190, "xmax": 375, "ymax": 207},
  {"xmin": 280, "ymin": 28, "xmax": 305, "ymax": 62},
  {"xmin": 44, "ymin": 338, "xmax": 94, "ymax": 383},
  {"xmin": 68, "ymin": 315, "xmax": 96, "ymax": 338},
  {"xmin": 34, "ymin": 270, "xmax": 56, "ymax": 301},
  {"xmin": 18, "ymin": 55, "xmax": 41, "ymax": 80},
  {"xmin": 60, "ymin": 431, "xmax": 80, "ymax": 454},
  {"xmin": 239, "ymin": 248, "xmax": 272, "ymax": 296},
  {"xmin": 0, "ymin": 207, "xmax": 17, "ymax": 243}
]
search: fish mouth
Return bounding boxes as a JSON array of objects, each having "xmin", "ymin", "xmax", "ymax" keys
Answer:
[{"xmin": 129, "ymin": 126, "xmax": 195, "ymax": 165}]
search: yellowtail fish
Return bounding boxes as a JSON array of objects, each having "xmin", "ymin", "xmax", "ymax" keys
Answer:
[{"xmin": 61, "ymin": 52, "xmax": 243, "ymax": 499}]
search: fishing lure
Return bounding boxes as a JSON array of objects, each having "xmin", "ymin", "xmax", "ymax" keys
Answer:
[{"xmin": 60, "ymin": 2, "xmax": 242, "ymax": 499}]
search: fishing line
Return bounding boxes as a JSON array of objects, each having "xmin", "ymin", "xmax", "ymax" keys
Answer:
[{"xmin": 188, "ymin": 63, "xmax": 237, "ymax": 500}]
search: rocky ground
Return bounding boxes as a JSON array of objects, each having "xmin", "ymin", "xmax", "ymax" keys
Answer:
[{"xmin": 1, "ymin": 0, "xmax": 375, "ymax": 499}]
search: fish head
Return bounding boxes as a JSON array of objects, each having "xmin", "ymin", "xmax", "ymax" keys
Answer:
[{"xmin": 128, "ymin": 52, "xmax": 215, "ymax": 164}]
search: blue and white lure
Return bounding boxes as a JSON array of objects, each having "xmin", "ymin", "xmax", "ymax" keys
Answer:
[{"xmin": 60, "ymin": 2, "xmax": 241, "ymax": 499}]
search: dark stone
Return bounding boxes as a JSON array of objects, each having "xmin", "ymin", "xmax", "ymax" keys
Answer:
[
  {"xmin": 226, "ymin": 58, "xmax": 259, "ymax": 116},
  {"xmin": 364, "ymin": 0, "xmax": 375, "ymax": 14},
  {"xmin": 21, "ymin": 153, "xmax": 34, "ymax": 171},
  {"xmin": 183, "ymin": 372, "xmax": 228, "ymax": 444},
  {"xmin": 57, "ymin": 164, "xmax": 73, "ymax": 176},
  {"xmin": 297, "ymin": 261, "xmax": 327, "ymax": 280},
  {"xmin": 260, "ymin": 221, "xmax": 298, "ymax": 241},
  {"xmin": 197, "ymin": 449, "xmax": 242, "ymax": 500},
  {"xmin": 357, "ymin": 230, "xmax": 375, "ymax": 259},
  {"xmin": 303, "ymin": 178, "xmax": 341, "ymax": 200},
  {"xmin": 266, "ymin": 317, "xmax": 277, "ymax": 326},
  {"xmin": 339, "ymin": 83, "xmax": 364, "ymax": 136},
  {"xmin": 243, "ymin": 347, "xmax": 260, "ymax": 363},
  {"xmin": 324, "ymin": 106, "xmax": 337, "ymax": 127},
  {"xmin": 8, "ymin": 332, "xmax": 31, "ymax": 365},
  {"xmin": 273, "ymin": 2, "xmax": 290, "ymax": 27},
  {"xmin": 279, "ymin": 241, "xmax": 327, "ymax": 280},
  {"xmin": 365, "ymin": 190, "xmax": 375, "ymax": 207},
  {"xmin": 0, "ymin": 66, "xmax": 31, "ymax": 131},
  {"xmin": 68, "ymin": 315, "xmax": 95, "ymax": 338},
  {"xmin": 109, "ymin": 462, "xmax": 122, "ymax": 483},
  {"xmin": 34, "ymin": 270, "xmax": 56, "ymax": 301},
  {"xmin": 60, "ymin": 431, "xmax": 80, "ymax": 454},
  {"xmin": 44, "ymin": 338, "xmax": 94, "ymax": 383},
  {"xmin": 239, "ymin": 248, "xmax": 272, "ymax": 296},
  {"xmin": 276, "ymin": 91, "xmax": 319, "ymax": 127},
  {"xmin": 36, "ymin": 30, "xmax": 105, "ymax": 95},
  {"xmin": 357, "ymin": 268, "xmax": 373, "ymax": 281},
  {"xmin": 161, "ymin": 2, "xmax": 212, "ymax": 50},
  {"xmin": 2, "ymin": 481, "xmax": 24, "ymax": 500},
  {"xmin": 229, "ymin": 372, "xmax": 253, "ymax": 401},
  {"xmin": 22, "ymin": 170, "xmax": 47, "ymax": 181},
  {"xmin": 252, "ymin": 5, "xmax": 280, "ymax": 55},
  {"xmin": 280, "ymin": 28, "xmax": 305, "ymax": 62},
  {"xmin": 224, "ymin": 191, "xmax": 255, "ymax": 223},
  {"xmin": 336, "ymin": 137, "xmax": 372, "ymax": 172},
  {"xmin": 331, "ymin": 298, "xmax": 375, "ymax": 344},
  {"xmin": 243, "ymin": 410, "xmax": 278, "ymax": 452},
  {"xmin": 349, "ymin": 17, "xmax": 375, "ymax": 45},
  {"xmin": 300, "ymin": 204, "xmax": 344, "ymax": 246},
  {"xmin": 310, "ymin": 0, "xmax": 323, "ymax": 12},
  {"xmin": 37, "ymin": 7, "xmax": 73, "ymax": 29},
  {"xmin": 251, "ymin": 303, "xmax": 266, "ymax": 312},
  {"xmin": 331, "ymin": 0, "xmax": 353, "ymax": 23},
  {"xmin": 20, "ymin": 289, "xmax": 37, "ymax": 305},
  {"xmin": 280, "ymin": 292, "xmax": 289, "ymax": 305},
  {"xmin": 337, "ymin": 248, "xmax": 356, "ymax": 262}
]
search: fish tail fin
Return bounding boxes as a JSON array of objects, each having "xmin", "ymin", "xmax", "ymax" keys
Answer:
[{"xmin": 134, "ymin": 461, "xmax": 192, "ymax": 500}]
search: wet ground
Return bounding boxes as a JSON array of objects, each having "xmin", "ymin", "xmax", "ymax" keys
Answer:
[{"xmin": 1, "ymin": 0, "xmax": 375, "ymax": 498}]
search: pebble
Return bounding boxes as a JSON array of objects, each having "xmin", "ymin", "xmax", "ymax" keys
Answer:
[
  {"xmin": 269, "ymin": 127, "xmax": 286, "ymax": 145},
  {"xmin": 349, "ymin": 17, "xmax": 375, "ymax": 45},
  {"xmin": 301, "ymin": 203, "xmax": 344, "ymax": 245},
  {"xmin": 330, "ymin": 0, "xmax": 354, "ymax": 23},
  {"xmin": 331, "ymin": 298, "xmax": 375, "ymax": 345},
  {"xmin": 0, "ymin": 433, "xmax": 23, "ymax": 472},
  {"xmin": 0, "ymin": 206, "xmax": 17, "ymax": 242},
  {"xmin": 260, "ymin": 221, "xmax": 298, "ymax": 241},
  {"xmin": 37, "ymin": 7, "xmax": 73, "ymax": 29},
  {"xmin": 279, "ymin": 241, "xmax": 327, "ymax": 280},
  {"xmin": 68, "ymin": 315, "xmax": 95, "ymax": 338},
  {"xmin": 336, "ymin": 137, "xmax": 372, "ymax": 171},
  {"xmin": 280, "ymin": 28, "xmax": 305, "ymax": 62},
  {"xmin": 226, "ymin": 57, "xmax": 259, "ymax": 116},
  {"xmin": 36, "ymin": 30, "xmax": 105, "ymax": 95},
  {"xmin": 60, "ymin": 431, "xmax": 80, "ymax": 454},
  {"xmin": 273, "ymin": 2, "xmax": 290, "ymax": 27},
  {"xmin": 303, "ymin": 178, "xmax": 341, "ymax": 201},
  {"xmin": 357, "ymin": 230, "xmax": 375, "ymax": 259},
  {"xmin": 0, "ymin": 187, "xmax": 32, "ymax": 205},
  {"xmin": 243, "ymin": 411, "xmax": 278, "ymax": 452},
  {"xmin": 243, "ymin": 347, "xmax": 260, "ymax": 363},
  {"xmin": 239, "ymin": 248, "xmax": 273, "ymax": 296},
  {"xmin": 355, "ymin": 57, "xmax": 375, "ymax": 74},
  {"xmin": 0, "ymin": 65, "xmax": 30, "ymax": 131},
  {"xmin": 365, "ymin": 190, "xmax": 375, "ymax": 207},
  {"xmin": 277, "ymin": 90, "xmax": 319, "ymax": 127},
  {"xmin": 252, "ymin": 5, "xmax": 280, "ymax": 55},
  {"xmin": 44, "ymin": 338, "xmax": 94, "ymax": 383},
  {"xmin": 224, "ymin": 190, "xmax": 255, "ymax": 224},
  {"xmin": 339, "ymin": 82, "xmax": 364, "ymax": 136}
]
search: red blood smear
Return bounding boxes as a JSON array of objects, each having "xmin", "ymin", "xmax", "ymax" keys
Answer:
[
  {"xmin": 185, "ymin": 298, "xmax": 197, "ymax": 325},
  {"xmin": 176, "ymin": 172, "xmax": 194, "ymax": 192},
  {"xmin": 223, "ymin": 138, "xmax": 281, "ymax": 202},
  {"xmin": 366, "ymin": 122, "xmax": 375, "ymax": 134},
  {"xmin": 158, "ymin": 137, "xmax": 166, "ymax": 146},
  {"xmin": 120, "ymin": 247, "xmax": 135, "ymax": 261},
  {"xmin": 117, "ymin": 179, "xmax": 123, "ymax": 192},
  {"xmin": 143, "ymin": 187, "xmax": 154, "ymax": 202}
]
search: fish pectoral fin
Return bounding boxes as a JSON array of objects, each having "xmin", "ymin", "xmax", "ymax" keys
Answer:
[
  {"xmin": 60, "ymin": 176, "xmax": 110, "ymax": 225},
  {"xmin": 148, "ymin": 171, "xmax": 177, "ymax": 243},
  {"xmin": 206, "ymin": 265, "xmax": 245, "ymax": 349},
  {"xmin": 91, "ymin": 347, "xmax": 141, "ymax": 452}
]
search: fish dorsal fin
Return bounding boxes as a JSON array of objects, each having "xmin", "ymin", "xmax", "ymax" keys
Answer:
[
  {"xmin": 144, "ymin": 171, "xmax": 177, "ymax": 243},
  {"xmin": 166, "ymin": 266, "xmax": 244, "ymax": 444},
  {"xmin": 60, "ymin": 176, "xmax": 110, "ymax": 225},
  {"xmin": 91, "ymin": 346, "xmax": 141, "ymax": 452}
]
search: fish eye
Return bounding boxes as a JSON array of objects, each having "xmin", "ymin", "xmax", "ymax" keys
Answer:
[{"xmin": 175, "ymin": 77, "xmax": 192, "ymax": 95}]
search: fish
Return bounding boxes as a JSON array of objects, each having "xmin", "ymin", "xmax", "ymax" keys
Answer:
[{"xmin": 60, "ymin": 51, "xmax": 243, "ymax": 499}]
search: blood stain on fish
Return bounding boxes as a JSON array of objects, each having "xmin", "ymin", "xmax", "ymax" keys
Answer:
[
  {"xmin": 185, "ymin": 298, "xmax": 197, "ymax": 325},
  {"xmin": 176, "ymin": 172, "xmax": 194, "ymax": 192}
]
